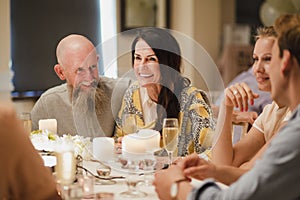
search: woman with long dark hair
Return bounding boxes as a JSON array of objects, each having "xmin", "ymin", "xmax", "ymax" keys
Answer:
[{"xmin": 115, "ymin": 27, "xmax": 215, "ymax": 156}]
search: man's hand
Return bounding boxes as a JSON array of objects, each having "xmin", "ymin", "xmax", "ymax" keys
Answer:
[{"xmin": 153, "ymin": 165, "xmax": 188, "ymax": 200}]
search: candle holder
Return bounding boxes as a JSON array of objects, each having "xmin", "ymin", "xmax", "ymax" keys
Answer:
[{"xmin": 54, "ymin": 141, "xmax": 76, "ymax": 186}]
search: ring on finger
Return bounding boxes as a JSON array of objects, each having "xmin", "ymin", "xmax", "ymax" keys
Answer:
[{"xmin": 233, "ymin": 90, "xmax": 238, "ymax": 95}]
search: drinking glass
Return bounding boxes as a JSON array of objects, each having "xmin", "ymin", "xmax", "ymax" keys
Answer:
[
  {"xmin": 18, "ymin": 112, "xmax": 32, "ymax": 135},
  {"xmin": 55, "ymin": 142, "xmax": 76, "ymax": 186},
  {"xmin": 122, "ymin": 114, "xmax": 137, "ymax": 135},
  {"xmin": 162, "ymin": 118, "xmax": 179, "ymax": 166},
  {"xmin": 141, "ymin": 153, "xmax": 156, "ymax": 186},
  {"xmin": 120, "ymin": 156, "xmax": 147, "ymax": 198}
]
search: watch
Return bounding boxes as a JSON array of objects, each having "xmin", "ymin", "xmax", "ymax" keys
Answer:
[{"xmin": 170, "ymin": 177, "xmax": 189, "ymax": 199}]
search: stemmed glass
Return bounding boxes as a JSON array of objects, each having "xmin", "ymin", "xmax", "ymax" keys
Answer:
[
  {"xmin": 122, "ymin": 113, "xmax": 137, "ymax": 135},
  {"xmin": 141, "ymin": 153, "xmax": 156, "ymax": 186},
  {"xmin": 120, "ymin": 156, "xmax": 147, "ymax": 198},
  {"xmin": 162, "ymin": 118, "xmax": 179, "ymax": 166}
]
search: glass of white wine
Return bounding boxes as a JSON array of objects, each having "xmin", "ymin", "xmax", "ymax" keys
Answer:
[
  {"xmin": 18, "ymin": 112, "xmax": 32, "ymax": 135},
  {"xmin": 122, "ymin": 113, "xmax": 137, "ymax": 135},
  {"xmin": 162, "ymin": 118, "xmax": 179, "ymax": 166}
]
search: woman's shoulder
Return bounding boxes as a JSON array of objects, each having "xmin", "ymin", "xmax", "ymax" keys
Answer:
[
  {"xmin": 125, "ymin": 81, "xmax": 140, "ymax": 92},
  {"xmin": 181, "ymin": 86, "xmax": 209, "ymax": 100}
]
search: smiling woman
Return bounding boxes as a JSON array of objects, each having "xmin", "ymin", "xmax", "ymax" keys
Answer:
[{"xmin": 114, "ymin": 27, "xmax": 216, "ymax": 157}]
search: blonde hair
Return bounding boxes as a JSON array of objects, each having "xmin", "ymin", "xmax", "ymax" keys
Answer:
[{"xmin": 255, "ymin": 26, "xmax": 277, "ymax": 41}]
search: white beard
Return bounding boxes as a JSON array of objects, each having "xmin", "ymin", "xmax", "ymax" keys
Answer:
[{"xmin": 72, "ymin": 83, "xmax": 105, "ymax": 138}]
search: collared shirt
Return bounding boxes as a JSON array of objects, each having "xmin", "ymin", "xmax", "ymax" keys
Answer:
[{"xmin": 139, "ymin": 86, "xmax": 157, "ymax": 125}]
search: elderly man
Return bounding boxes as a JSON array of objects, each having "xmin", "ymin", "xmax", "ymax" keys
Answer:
[
  {"xmin": 153, "ymin": 13, "xmax": 300, "ymax": 200},
  {"xmin": 0, "ymin": 103, "xmax": 60, "ymax": 199},
  {"xmin": 31, "ymin": 34, "xmax": 130, "ymax": 137}
]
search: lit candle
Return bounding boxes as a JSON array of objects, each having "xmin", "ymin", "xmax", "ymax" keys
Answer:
[{"xmin": 39, "ymin": 119, "xmax": 57, "ymax": 134}]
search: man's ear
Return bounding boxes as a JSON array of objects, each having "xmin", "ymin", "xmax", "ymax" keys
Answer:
[
  {"xmin": 54, "ymin": 64, "xmax": 66, "ymax": 80},
  {"xmin": 281, "ymin": 50, "xmax": 292, "ymax": 76}
]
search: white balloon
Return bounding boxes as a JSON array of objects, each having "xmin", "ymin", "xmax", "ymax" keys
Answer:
[
  {"xmin": 260, "ymin": 1, "xmax": 282, "ymax": 26},
  {"xmin": 267, "ymin": 0, "xmax": 296, "ymax": 12}
]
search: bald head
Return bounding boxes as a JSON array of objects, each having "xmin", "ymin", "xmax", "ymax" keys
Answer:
[
  {"xmin": 56, "ymin": 34, "xmax": 95, "ymax": 66},
  {"xmin": 54, "ymin": 34, "xmax": 99, "ymax": 89}
]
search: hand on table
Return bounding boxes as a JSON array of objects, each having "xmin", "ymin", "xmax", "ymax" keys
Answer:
[
  {"xmin": 177, "ymin": 153, "xmax": 217, "ymax": 181},
  {"xmin": 225, "ymin": 82, "xmax": 259, "ymax": 112},
  {"xmin": 153, "ymin": 165, "xmax": 190, "ymax": 200}
]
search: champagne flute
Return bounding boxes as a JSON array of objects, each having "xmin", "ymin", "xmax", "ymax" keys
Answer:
[
  {"xmin": 122, "ymin": 113, "xmax": 137, "ymax": 135},
  {"xmin": 162, "ymin": 118, "xmax": 179, "ymax": 166}
]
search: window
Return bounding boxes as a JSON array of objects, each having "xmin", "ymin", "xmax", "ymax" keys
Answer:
[{"xmin": 11, "ymin": 0, "xmax": 101, "ymax": 97}]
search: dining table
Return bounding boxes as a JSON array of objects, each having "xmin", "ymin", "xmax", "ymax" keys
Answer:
[
  {"xmin": 80, "ymin": 156, "xmax": 164, "ymax": 200},
  {"xmin": 44, "ymin": 154, "xmax": 228, "ymax": 200},
  {"xmin": 78, "ymin": 156, "xmax": 228, "ymax": 200}
]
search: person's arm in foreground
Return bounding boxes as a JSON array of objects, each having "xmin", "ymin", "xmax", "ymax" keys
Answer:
[
  {"xmin": 178, "ymin": 153, "xmax": 248, "ymax": 186},
  {"xmin": 154, "ymin": 120, "xmax": 300, "ymax": 200},
  {"xmin": 153, "ymin": 165, "xmax": 193, "ymax": 200},
  {"xmin": 212, "ymin": 83, "xmax": 265, "ymax": 166},
  {"xmin": 213, "ymin": 104, "xmax": 258, "ymax": 125},
  {"xmin": 0, "ymin": 103, "xmax": 61, "ymax": 200}
]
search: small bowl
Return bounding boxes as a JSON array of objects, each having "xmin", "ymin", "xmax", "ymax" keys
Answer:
[{"xmin": 96, "ymin": 168, "xmax": 111, "ymax": 177}]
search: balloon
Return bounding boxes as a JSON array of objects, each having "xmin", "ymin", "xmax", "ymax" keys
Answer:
[
  {"xmin": 260, "ymin": 1, "xmax": 282, "ymax": 26},
  {"xmin": 266, "ymin": 0, "xmax": 296, "ymax": 12}
]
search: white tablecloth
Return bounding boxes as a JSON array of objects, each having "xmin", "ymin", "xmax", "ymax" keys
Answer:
[
  {"xmin": 83, "ymin": 160, "xmax": 159, "ymax": 200},
  {"xmin": 82, "ymin": 159, "xmax": 228, "ymax": 200}
]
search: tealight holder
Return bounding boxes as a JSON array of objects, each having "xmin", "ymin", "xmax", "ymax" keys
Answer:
[{"xmin": 54, "ymin": 141, "xmax": 76, "ymax": 185}]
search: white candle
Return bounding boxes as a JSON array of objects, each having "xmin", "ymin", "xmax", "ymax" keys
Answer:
[
  {"xmin": 122, "ymin": 135, "xmax": 146, "ymax": 154},
  {"xmin": 93, "ymin": 137, "xmax": 114, "ymax": 161},
  {"xmin": 54, "ymin": 141, "xmax": 76, "ymax": 185},
  {"xmin": 122, "ymin": 129, "xmax": 160, "ymax": 154},
  {"xmin": 137, "ymin": 129, "xmax": 160, "ymax": 152},
  {"xmin": 39, "ymin": 119, "xmax": 57, "ymax": 134}
]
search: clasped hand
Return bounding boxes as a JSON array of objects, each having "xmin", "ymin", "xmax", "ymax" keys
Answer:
[
  {"xmin": 153, "ymin": 153, "xmax": 217, "ymax": 200},
  {"xmin": 224, "ymin": 82, "xmax": 259, "ymax": 112}
]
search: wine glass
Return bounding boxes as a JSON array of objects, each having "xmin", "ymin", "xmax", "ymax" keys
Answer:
[
  {"xmin": 18, "ymin": 112, "xmax": 32, "ymax": 135},
  {"xmin": 141, "ymin": 153, "xmax": 156, "ymax": 186},
  {"xmin": 120, "ymin": 156, "xmax": 147, "ymax": 198},
  {"xmin": 162, "ymin": 118, "xmax": 179, "ymax": 166},
  {"xmin": 122, "ymin": 113, "xmax": 137, "ymax": 135}
]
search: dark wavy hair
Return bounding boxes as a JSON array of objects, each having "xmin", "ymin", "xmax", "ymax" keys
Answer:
[{"xmin": 131, "ymin": 27, "xmax": 190, "ymax": 131}]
